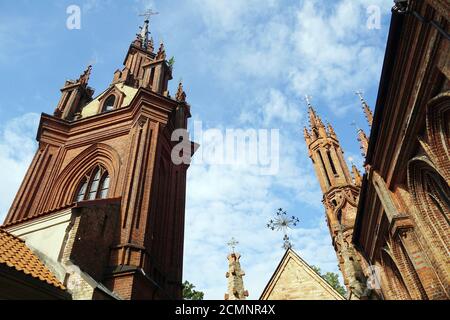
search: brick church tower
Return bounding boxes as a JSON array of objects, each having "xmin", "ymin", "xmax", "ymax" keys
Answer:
[
  {"xmin": 2, "ymin": 19, "xmax": 195, "ymax": 300},
  {"xmin": 303, "ymin": 99, "xmax": 370, "ymax": 299}
]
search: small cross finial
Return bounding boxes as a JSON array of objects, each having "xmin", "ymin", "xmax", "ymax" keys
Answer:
[
  {"xmin": 304, "ymin": 95, "xmax": 313, "ymax": 107},
  {"xmin": 227, "ymin": 237, "xmax": 239, "ymax": 253},
  {"xmin": 139, "ymin": 9, "xmax": 159, "ymax": 22},
  {"xmin": 355, "ymin": 90, "xmax": 365, "ymax": 101},
  {"xmin": 350, "ymin": 121, "xmax": 361, "ymax": 132}
]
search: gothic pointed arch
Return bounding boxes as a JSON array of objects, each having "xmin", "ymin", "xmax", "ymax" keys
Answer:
[
  {"xmin": 425, "ymin": 92, "xmax": 450, "ymax": 182},
  {"xmin": 74, "ymin": 165, "xmax": 111, "ymax": 202},
  {"xmin": 407, "ymin": 155, "xmax": 450, "ymax": 251},
  {"xmin": 380, "ymin": 247, "xmax": 411, "ymax": 300},
  {"xmin": 50, "ymin": 143, "xmax": 121, "ymax": 209}
]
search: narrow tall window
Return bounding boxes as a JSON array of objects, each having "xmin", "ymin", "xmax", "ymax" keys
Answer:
[
  {"xmin": 76, "ymin": 178, "xmax": 88, "ymax": 202},
  {"xmin": 149, "ymin": 68, "xmax": 155, "ymax": 87},
  {"xmin": 98, "ymin": 173, "xmax": 110, "ymax": 199},
  {"xmin": 103, "ymin": 95, "xmax": 116, "ymax": 112},
  {"xmin": 317, "ymin": 151, "xmax": 331, "ymax": 187},
  {"xmin": 327, "ymin": 150, "xmax": 338, "ymax": 175},
  {"xmin": 74, "ymin": 166, "xmax": 110, "ymax": 202},
  {"xmin": 88, "ymin": 168, "xmax": 101, "ymax": 200}
]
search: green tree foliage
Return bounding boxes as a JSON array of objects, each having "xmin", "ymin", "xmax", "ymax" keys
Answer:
[
  {"xmin": 168, "ymin": 56, "xmax": 175, "ymax": 68},
  {"xmin": 311, "ymin": 265, "xmax": 347, "ymax": 297},
  {"xmin": 182, "ymin": 281, "xmax": 204, "ymax": 300}
]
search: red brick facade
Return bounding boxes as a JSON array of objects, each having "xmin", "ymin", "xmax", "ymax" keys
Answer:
[
  {"xmin": 2, "ymin": 21, "xmax": 194, "ymax": 300},
  {"xmin": 306, "ymin": 0, "xmax": 449, "ymax": 300}
]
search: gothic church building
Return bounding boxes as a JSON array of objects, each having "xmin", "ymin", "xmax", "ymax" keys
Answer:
[
  {"xmin": 1, "ymin": 19, "xmax": 194, "ymax": 300},
  {"xmin": 304, "ymin": 0, "xmax": 449, "ymax": 300}
]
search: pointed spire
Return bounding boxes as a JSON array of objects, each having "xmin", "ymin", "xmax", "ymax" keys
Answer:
[
  {"xmin": 137, "ymin": 9, "xmax": 158, "ymax": 51},
  {"xmin": 156, "ymin": 41, "xmax": 166, "ymax": 60},
  {"xmin": 355, "ymin": 91, "xmax": 373, "ymax": 127},
  {"xmin": 305, "ymin": 95, "xmax": 319, "ymax": 128},
  {"xmin": 352, "ymin": 164, "xmax": 363, "ymax": 187},
  {"xmin": 78, "ymin": 65, "xmax": 92, "ymax": 85},
  {"xmin": 175, "ymin": 81, "xmax": 187, "ymax": 102},
  {"xmin": 305, "ymin": 96, "xmax": 327, "ymax": 140}
]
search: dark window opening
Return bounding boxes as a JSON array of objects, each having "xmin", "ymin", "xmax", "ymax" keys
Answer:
[
  {"xmin": 317, "ymin": 151, "xmax": 331, "ymax": 186},
  {"xmin": 327, "ymin": 150, "xmax": 338, "ymax": 175},
  {"xmin": 337, "ymin": 209, "xmax": 342, "ymax": 223},
  {"xmin": 103, "ymin": 95, "xmax": 116, "ymax": 112},
  {"xmin": 149, "ymin": 68, "xmax": 155, "ymax": 87}
]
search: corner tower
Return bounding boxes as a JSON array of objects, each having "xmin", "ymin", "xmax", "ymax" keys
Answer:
[
  {"xmin": 303, "ymin": 99, "xmax": 369, "ymax": 299},
  {"xmin": 2, "ymin": 19, "xmax": 194, "ymax": 300}
]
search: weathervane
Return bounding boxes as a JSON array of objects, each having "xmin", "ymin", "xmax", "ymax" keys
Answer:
[
  {"xmin": 227, "ymin": 237, "xmax": 239, "ymax": 253},
  {"xmin": 267, "ymin": 208, "xmax": 300, "ymax": 250}
]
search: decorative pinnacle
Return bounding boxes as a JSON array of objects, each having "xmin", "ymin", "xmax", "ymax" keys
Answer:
[
  {"xmin": 227, "ymin": 237, "xmax": 239, "ymax": 253},
  {"xmin": 355, "ymin": 90, "xmax": 374, "ymax": 127},
  {"xmin": 267, "ymin": 208, "xmax": 300, "ymax": 250},
  {"xmin": 78, "ymin": 65, "xmax": 92, "ymax": 85}
]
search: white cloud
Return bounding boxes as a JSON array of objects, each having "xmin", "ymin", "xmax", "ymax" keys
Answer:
[
  {"xmin": 180, "ymin": 0, "xmax": 391, "ymax": 299},
  {"xmin": 0, "ymin": 113, "xmax": 40, "ymax": 223}
]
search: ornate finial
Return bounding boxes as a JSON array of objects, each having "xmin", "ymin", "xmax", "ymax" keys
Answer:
[
  {"xmin": 156, "ymin": 41, "xmax": 166, "ymax": 60},
  {"xmin": 267, "ymin": 208, "xmax": 300, "ymax": 250},
  {"xmin": 78, "ymin": 65, "xmax": 92, "ymax": 85},
  {"xmin": 227, "ymin": 237, "xmax": 239, "ymax": 254}
]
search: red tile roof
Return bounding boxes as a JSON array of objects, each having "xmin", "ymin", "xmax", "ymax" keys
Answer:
[{"xmin": 0, "ymin": 228, "xmax": 66, "ymax": 290}]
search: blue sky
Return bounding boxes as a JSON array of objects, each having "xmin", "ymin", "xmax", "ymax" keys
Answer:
[{"xmin": 0, "ymin": 0, "xmax": 393, "ymax": 299}]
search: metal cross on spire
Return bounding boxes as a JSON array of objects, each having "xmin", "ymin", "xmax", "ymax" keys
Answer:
[
  {"xmin": 139, "ymin": 9, "xmax": 159, "ymax": 22},
  {"xmin": 227, "ymin": 237, "xmax": 239, "ymax": 253},
  {"xmin": 267, "ymin": 208, "xmax": 300, "ymax": 250},
  {"xmin": 138, "ymin": 9, "xmax": 159, "ymax": 50}
]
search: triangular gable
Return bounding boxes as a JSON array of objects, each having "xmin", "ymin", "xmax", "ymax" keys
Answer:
[{"xmin": 260, "ymin": 249, "xmax": 345, "ymax": 300}]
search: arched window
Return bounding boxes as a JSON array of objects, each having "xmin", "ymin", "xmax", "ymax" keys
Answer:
[
  {"xmin": 98, "ymin": 172, "xmax": 110, "ymax": 199},
  {"xmin": 74, "ymin": 166, "xmax": 110, "ymax": 202},
  {"xmin": 75, "ymin": 178, "xmax": 88, "ymax": 202},
  {"xmin": 102, "ymin": 95, "xmax": 116, "ymax": 112}
]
